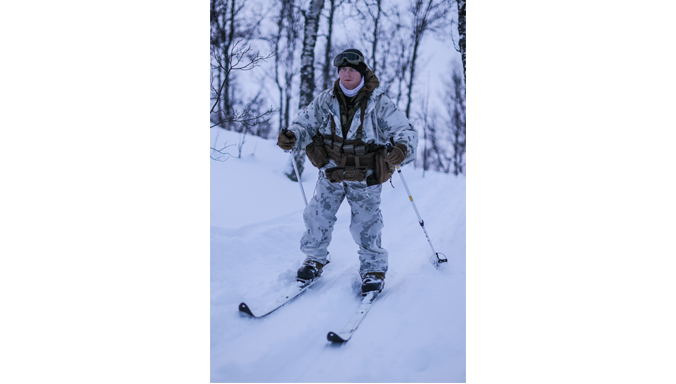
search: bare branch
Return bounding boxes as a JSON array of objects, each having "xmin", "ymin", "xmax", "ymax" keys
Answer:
[{"xmin": 210, "ymin": 143, "xmax": 235, "ymax": 162}]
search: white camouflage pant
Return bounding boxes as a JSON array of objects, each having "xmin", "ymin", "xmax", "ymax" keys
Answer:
[{"xmin": 300, "ymin": 172, "xmax": 388, "ymax": 276}]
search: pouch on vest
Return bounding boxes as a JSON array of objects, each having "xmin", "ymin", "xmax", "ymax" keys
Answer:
[
  {"xmin": 374, "ymin": 147, "xmax": 395, "ymax": 185},
  {"xmin": 325, "ymin": 166, "xmax": 368, "ymax": 183},
  {"xmin": 305, "ymin": 133, "xmax": 329, "ymax": 168}
]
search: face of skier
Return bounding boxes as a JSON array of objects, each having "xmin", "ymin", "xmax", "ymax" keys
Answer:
[{"xmin": 339, "ymin": 66, "xmax": 361, "ymax": 90}]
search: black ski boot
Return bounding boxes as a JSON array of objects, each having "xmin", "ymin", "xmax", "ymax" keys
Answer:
[
  {"xmin": 361, "ymin": 272, "xmax": 385, "ymax": 295},
  {"xmin": 297, "ymin": 260, "xmax": 326, "ymax": 282}
]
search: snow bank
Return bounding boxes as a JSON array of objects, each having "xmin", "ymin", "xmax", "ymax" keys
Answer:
[{"xmin": 211, "ymin": 130, "xmax": 465, "ymax": 382}]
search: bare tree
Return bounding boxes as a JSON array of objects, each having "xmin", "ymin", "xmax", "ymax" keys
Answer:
[
  {"xmin": 266, "ymin": 0, "xmax": 302, "ymax": 134},
  {"xmin": 283, "ymin": 3, "xmax": 301, "ymax": 133},
  {"xmin": 321, "ymin": 0, "xmax": 341, "ymax": 91},
  {"xmin": 456, "ymin": 0, "xmax": 466, "ymax": 81},
  {"xmin": 211, "ymin": 41, "xmax": 275, "ymax": 124},
  {"xmin": 351, "ymin": 0, "xmax": 384, "ymax": 74},
  {"xmin": 416, "ymin": 62, "xmax": 464, "ymax": 175},
  {"xmin": 210, "ymin": 0, "xmax": 276, "ymax": 134},
  {"xmin": 286, "ymin": 0, "xmax": 326, "ymax": 181},
  {"xmin": 342, "ymin": 0, "xmax": 411, "ymax": 104},
  {"xmin": 420, "ymin": 102, "xmax": 451, "ymax": 174},
  {"xmin": 271, "ymin": 0, "xmax": 289, "ymax": 133},
  {"xmin": 298, "ymin": 0, "xmax": 326, "ymax": 110},
  {"xmin": 404, "ymin": 0, "xmax": 450, "ymax": 119},
  {"xmin": 376, "ymin": 16, "xmax": 406, "ymax": 97},
  {"xmin": 447, "ymin": 65, "xmax": 465, "ymax": 175},
  {"xmin": 393, "ymin": 36, "xmax": 412, "ymax": 107},
  {"xmin": 425, "ymin": 113, "xmax": 452, "ymax": 173},
  {"xmin": 348, "ymin": 0, "xmax": 409, "ymax": 102}
]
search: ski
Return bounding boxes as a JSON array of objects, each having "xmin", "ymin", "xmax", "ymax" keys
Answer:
[
  {"xmin": 238, "ymin": 278, "xmax": 320, "ymax": 318},
  {"xmin": 326, "ymin": 291, "xmax": 379, "ymax": 343}
]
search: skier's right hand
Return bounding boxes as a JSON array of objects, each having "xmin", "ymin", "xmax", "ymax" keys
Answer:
[
  {"xmin": 277, "ymin": 129, "xmax": 296, "ymax": 151},
  {"xmin": 385, "ymin": 143, "xmax": 407, "ymax": 166}
]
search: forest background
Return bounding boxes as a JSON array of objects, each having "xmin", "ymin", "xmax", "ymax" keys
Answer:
[{"xmin": 209, "ymin": 0, "xmax": 466, "ymax": 178}]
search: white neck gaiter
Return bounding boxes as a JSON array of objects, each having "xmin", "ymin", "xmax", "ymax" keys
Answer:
[{"xmin": 339, "ymin": 76, "xmax": 364, "ymax": 97}]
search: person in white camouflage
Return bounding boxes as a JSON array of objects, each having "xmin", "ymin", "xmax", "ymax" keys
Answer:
[{"xmin": 277, "ymin": 49, "xmax": 418, "ymax": 294}]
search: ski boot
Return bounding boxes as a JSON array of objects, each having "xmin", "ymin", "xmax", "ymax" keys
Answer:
[
  {"xmin": 297, "ymin": 260, "xmax": 326, "ymax": 283},
  {"xmin": 361, "ymin": 272, "xmax": 385, "ymax": 295}
]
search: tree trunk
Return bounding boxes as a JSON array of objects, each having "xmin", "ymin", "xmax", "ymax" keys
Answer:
[
  {"xmin": 274, "ymin": 1, "xmax": 285, "ymax": 133},
  {"xmin": 222, "ymin": 0, "xmax": 236, "ymax": 128},
  {"xmin": 405, "ymin": 36, "xmax": 420, "ymax": 119},
  {"xmin": 371, "ymin": 0, "xmax": 382, "ymax": 74},
  {"xmin": 322, "ymin": 0, "xmax": 336, "ymax": 91},
  {"xmin": 450, "ymin": 67, "xmax": 465, "ymax": 175},
  {"xmin": 288, "ymin": 0, "xmax": 325, "ymax": 181},
  {"xmin": 456, "ymin": 0, "xmax": 466, "ymax": 81},
  {"xmin": 283, "ymin": 0, "xmax": 297, "ymax": 132},
  {"xmin": 298, "ymin": 0, "xmax": 325, "ymax": 110}
]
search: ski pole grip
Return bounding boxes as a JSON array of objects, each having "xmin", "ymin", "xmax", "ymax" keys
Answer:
[{"xmin": 281, "ymin": 128, "xmax": 293, "ymax": 153}]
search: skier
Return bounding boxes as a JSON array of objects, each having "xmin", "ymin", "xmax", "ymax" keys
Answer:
[{"xmin": 277, "ymin": 49, "xmax": 418, "ymax": 295}]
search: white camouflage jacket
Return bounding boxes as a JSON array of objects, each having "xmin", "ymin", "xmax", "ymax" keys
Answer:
[{"xmin": 288, "ymin": 80, "xmax": 418, "ymax": 172}]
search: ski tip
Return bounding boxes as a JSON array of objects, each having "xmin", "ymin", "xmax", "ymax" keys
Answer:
[
  {"xmin": 238, "ymin": 302, "xmax": 254, "ymax": 317},
  {"xmin": 327, "ymin": 332, "xmax": 347, "ymax": 343}
]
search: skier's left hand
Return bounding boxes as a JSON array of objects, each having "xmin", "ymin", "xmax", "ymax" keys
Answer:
[{"xmin": 386, "ymin": 143, "xmax": 407, "ymax": 165}]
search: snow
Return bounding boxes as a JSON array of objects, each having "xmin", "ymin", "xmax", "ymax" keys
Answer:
[{"xmin": 211, "ymin": 130, "xmax": 466, "ymax": 382}]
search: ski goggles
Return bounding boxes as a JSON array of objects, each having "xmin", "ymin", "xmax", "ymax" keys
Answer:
[{"xmin": 333, "ymin": 51, "xmax": 365, "ymax": 67}]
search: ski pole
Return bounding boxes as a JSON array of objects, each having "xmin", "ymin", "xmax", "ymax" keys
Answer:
[
  {"xmin": 387, "ymin": 143, "xmax": 447, "ymax": 266},
  {"xmin": 283, "ymin": 128, "xmax": 308, "ymax": 207}
]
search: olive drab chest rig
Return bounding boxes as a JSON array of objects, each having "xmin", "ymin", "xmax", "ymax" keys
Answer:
[{"xmin": 305, "ymin": 98, "xmax": 395, "ymax": 186}]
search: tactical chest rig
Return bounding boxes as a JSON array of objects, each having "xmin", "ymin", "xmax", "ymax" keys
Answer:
[{"xmin": 305, "ymin": 99, "xmax": 394, "ymax": 186}]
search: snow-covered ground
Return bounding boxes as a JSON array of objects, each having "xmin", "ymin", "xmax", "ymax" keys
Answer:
[{"xmin": 211, "ymin": 130, "xmax": 465, "ymax": 382}]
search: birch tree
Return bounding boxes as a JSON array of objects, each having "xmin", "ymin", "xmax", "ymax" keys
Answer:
[
  {"xmin": 321, "ymin": 0, "xmax": 341, "ymax": 91},
  {"xmin": 279, "ymin": 0, "xmax": 301, "ymax": 133},
  {"xmin": 456, "ymin": 0, "xmax": 466, "ymax": 80},
  {"xmin": 298, "ymin": 0, "xmax": 326, "ymax": 110},
  {"xmin": 286, "ymin": 0, "xmax": 326, "ymax": 181},
  {"xmin": 447, "ymin": 65, "xmax": 465, "ymax": 174}
]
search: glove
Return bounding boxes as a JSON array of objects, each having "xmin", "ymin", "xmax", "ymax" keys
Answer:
[
  {"xmin": 277, "ymin": 130, "xmax": 296, "ymax": 151},
  {"xmin": 386, "ymin": 143, "xmax": 407, "ymax": 166}
]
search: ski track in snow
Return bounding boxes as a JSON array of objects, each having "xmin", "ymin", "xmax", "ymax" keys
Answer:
[{"xmin": 211, "ymin": 130, "xmax": 465, "ymax": 382}]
